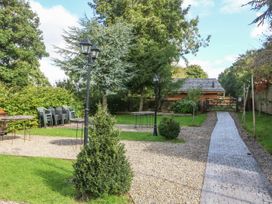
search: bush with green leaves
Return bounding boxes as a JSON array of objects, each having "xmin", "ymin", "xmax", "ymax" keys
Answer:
[
  {"xmin": 73, "ymin": 105, "xmax": 133, "ymax": 200},
  {"xmin": 171, "ymin": 88, "xmax": 201, "ymax": 114},
  {"xmin": 0, "ymin": 85, "xmax": 81, "ymax": 129},
  {"xmin": 158, "ymin": 117, "xmax": 180, "ymax": 139},
  {"xmin": 170, "ymin": 99, "xmax": 194, "ymax": 113}
]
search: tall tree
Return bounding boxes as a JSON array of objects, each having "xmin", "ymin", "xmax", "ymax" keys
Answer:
[
  {"xmin": 90, "ymin": 0, "xmax": 210, "ymax": 111},
  {"xmin": 172, "ymin": 66, "xmax": 187, "ymax": 78},
  {"xmin": 0, "ymin": 0, "xmax": 49, "ymax": 87},
  {"xmin": 219, "ymin": 65, "xmax": 250, "ymax": 98},
  {"xmin": 55, "ymin": 20, "xmax": 134, "ymax": 107},
  {"xmin": 185, "ymin": 65, "xmax": 208, "ymax": 78},
  {"xmin": 219, "ymin": 48, "xmax": 272, "ymax": 138},
  {"xmin": 172, "ymin": 65, "xmax": 208, "ymax": 79}
]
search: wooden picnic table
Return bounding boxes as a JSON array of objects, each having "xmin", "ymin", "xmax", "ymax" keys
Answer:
[
  {"xmin": 0, "ymin": 115, "xmax": 34, "ymax": 141},
  {"xmin": 0, "ymin": 115, "xmax": 34, "ymax": 121}
]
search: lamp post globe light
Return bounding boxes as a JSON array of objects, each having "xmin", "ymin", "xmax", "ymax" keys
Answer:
[
  {"xmin": 80, "ymin": 39, "xmax": 100, "ymax": 145},
  {"xmin": 153, "ymin": 74, "xmax": 160, "ymax": 136},
  {"xmin": 0, "ymin": 0, "xmax": 4, "ymax": 9}
]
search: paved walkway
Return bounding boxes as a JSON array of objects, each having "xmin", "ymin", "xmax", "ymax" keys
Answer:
[{"xmin": 201, "ymin": 112, "xmax": 272, "ymax": 204}]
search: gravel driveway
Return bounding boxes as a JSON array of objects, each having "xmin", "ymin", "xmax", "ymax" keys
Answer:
[{"xmin": 0, "ymin": 113, "xmax": 216, "ymax": 204}]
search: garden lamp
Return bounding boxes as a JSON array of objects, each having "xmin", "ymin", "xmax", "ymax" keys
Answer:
[
  {"xmin": 80, "ymin": 39, "xmax": 92, "ymax": 55},
  {"xmin": 80, "ymin": 38, "xmax": 100, "ymax": 145},
  {"xmin": 0, "ymin": 0, "xmax": 4, "ymax": 9},
  {"xmin": 153, "ymin": 74, "xmax": 159, "ymax": 83},
  {"xmin": 90, "ymin": 44, "xmax": 100, "ymax": 59}
]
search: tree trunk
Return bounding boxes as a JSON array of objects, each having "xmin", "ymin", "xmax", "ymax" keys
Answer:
[
  {"xmin": 139, "ymin": 89, "xmax": 144, "ymax": 112},
  {"xmin": 258, "ymin": 102, "xmax": 261, "ymax": 116},
  {"xmin": 242, "ymin": 84, "xmax": 246, "ymax": 123},
  {"xmin": 102, "ymin": 94, "xmax": 108, "ymax": 108},
  {"xmin": 251, "ymin": 73, "xmax": 256, "ymax": 138},
  {"xmin": 192, "ymin": 106, "xmax": 195, "ymax": 121}
]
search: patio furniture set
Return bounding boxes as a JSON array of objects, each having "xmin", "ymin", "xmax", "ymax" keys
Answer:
[{"xmin": 37, "ymin": 106, "xmax": 76, "ymax": 127}]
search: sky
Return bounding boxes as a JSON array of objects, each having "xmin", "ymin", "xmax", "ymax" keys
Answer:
[{"xmin": 29, "ymin": 0, "xmax": 270, "ymax": 84}]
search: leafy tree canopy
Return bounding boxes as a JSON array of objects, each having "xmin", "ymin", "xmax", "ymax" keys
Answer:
[
  {"xmin": 185, "ymin": 65, "xmax": 208, "ymax": 78},
  {"xmin": 55, "ymin": 20, "xmax": 134, "ymax": 99},
  {"xmin": 219, "ymin": 39, "xmax": 272, "ymax": 97},
  {"xmin": 90, "ymin": 0, "xmax": 210, "ymax": 95},
  {"xmin": 0, "ymin": 0, "xmax": 49, "ymax": 87},
  {"xmin": 172, "ymin": 64, "xmax": 208, "ymax": 79}
]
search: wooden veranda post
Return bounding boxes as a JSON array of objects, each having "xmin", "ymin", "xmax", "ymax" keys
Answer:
[
  {"xmin": 242, "ymin": 83, "xmax": 250, "ymax": 125},
  {"xmin": 242, "ymin": 84, "xmax": 246, "ymax": 123},
  {"xmin": 251, "ymin": 72, "xmax": 256, "ymax": 138}
]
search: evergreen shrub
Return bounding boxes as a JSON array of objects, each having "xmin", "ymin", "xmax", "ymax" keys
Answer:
[
  {"xmin": 73, "ymin": 105, "xmax": 133, "ymax": 200},
  {"xmin": 158, "ymin": 117, "xmax": 180, "ymax": 139}
]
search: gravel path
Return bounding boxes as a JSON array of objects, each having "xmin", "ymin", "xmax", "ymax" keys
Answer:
[
  {"xmin": 127, "ymin": 112, "xmax": 216, "ymax": 203},
  {"xmin": 63, "ymin": 123, "xmax": 153, "ymax": 132},
  {"xmin": 0, "ymin": 113, "xmax": 216, "ymax": 204},
  {"xmin": 201, "ymin": 112, "xmax": 272, "ymax": 204}
]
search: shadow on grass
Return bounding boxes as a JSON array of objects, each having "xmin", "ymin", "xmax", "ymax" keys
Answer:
[
  {"xmin": 35, "ymin": 169, "xmax": 75, "ymax": 200},
  {"xmin": 35, "ymin": 166, "xmax": 128, "ymax": 204}
]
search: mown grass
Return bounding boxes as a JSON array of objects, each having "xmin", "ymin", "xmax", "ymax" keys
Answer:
[
  {"xmin": 0, "ymin": 155, "xmax": 129, "ymax": 204},
  {"xmin": 18, "ymin": 128, "xmax": 184, "ymax": 143},
  {"xmin": 238, "ymin": 112, "xmax": 272, "ymax": 153},
  {"xmin": 115, "ymin": 113, "xmax": 207, "ymax": 127},
  {"xmin": 120, "ymin": 131, "xmax": 184, "ymax": 143}
]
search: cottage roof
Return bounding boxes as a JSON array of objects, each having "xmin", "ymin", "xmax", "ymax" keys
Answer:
[{"xmin": 178, "ymin": 78, "xmax": 225, "ymax": 92}]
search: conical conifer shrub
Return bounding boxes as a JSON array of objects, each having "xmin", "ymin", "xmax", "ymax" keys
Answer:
[{"xmin": 73, "ymin": 105, "xmax": 133, "ymax": 200}]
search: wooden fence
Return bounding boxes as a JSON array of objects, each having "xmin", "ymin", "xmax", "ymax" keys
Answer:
[{"xmin": 204, "ymin": 97, "xmax": 237, "ymax": 112}]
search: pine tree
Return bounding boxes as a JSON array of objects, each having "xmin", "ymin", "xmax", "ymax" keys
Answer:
[
  {"xmin": 73, "ymin": 105, "xmax": 133, "ymax": 200},
  {"xmin": 0, "ymin": 0, "xmax": 49, "ymax": 87}
]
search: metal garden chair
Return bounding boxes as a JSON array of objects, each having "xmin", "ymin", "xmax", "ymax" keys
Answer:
[
  {"xmin": 55, "ymin": 107, "xmax": 69, "ymax": 125},
  {"xmin": 37, "ymin": 107, "xmax": 53, "ymax": 127}
]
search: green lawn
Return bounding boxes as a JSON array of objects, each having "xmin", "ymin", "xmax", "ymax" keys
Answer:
[
  {"xmin": 18, "ymin": 128, "xmax": 184, "ymax": 143},
  {"xmin": 120, "ymin": 132, "xmax": 184, "ymax": 143},
  {"xmin": 0, "ymin": 155, "xmax": 128, "ymax": 204},
  {"xmin": 115, "ymin": 113, "xmax": 207, "ymax": 127},
  {"xmin": 238, "ymin": 112, "xmax": 272, "ymax": 153}
]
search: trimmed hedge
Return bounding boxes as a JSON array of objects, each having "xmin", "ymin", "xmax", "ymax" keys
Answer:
[{"xmin": 0, "ymin": 84, "xmax": 81, "ymax": 129}]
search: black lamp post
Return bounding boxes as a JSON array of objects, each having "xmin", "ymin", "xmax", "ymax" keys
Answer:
[
  {"xmin": 80, "ymin": 39, "xmax": 100, "ymax": 146},
  {"xmin": 153, "ymin": 74, "xmax": 159, "ymax": 136},
  {"xmin": 0, "ymin": 0, "xmax": 4, "ymax": 9}
]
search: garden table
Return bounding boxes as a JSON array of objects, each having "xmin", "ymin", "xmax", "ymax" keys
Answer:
[
  {"xmin": 131, "ymin": 111, "xmax": 154, "ymax": 128},
  {"xmin": 70, "ymin": 118, "xmax": 84, "ymax": 142},
  {"xmin": 0, "ymin": 115, "xmax": 34, "ymax": 141}
]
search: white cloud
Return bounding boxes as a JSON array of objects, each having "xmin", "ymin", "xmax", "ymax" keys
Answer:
[
  {"xmin": 178, "ymin": 55, "xmax": 237, "ymax": 78},
  {"xmin": 220, "ymin": 0, "xmax": 248, "ymax": 14},
  {"xmin": 250, "ymin": 13, "xmax": 271, "ymax": 38},
  {"xmin": 30, "ymin": 1, "xmax": 79, "ymax": 84},
  {"xmin": 39, "ymin": 58, "xmax": 67, "ymax": 83},
  {"xmin": 183, "ymin": 0, "xmax": 214, "ymax": 7},
  {"xmin": 251, "ymin": 23, "xmax": 270, "ymax": 38}
]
